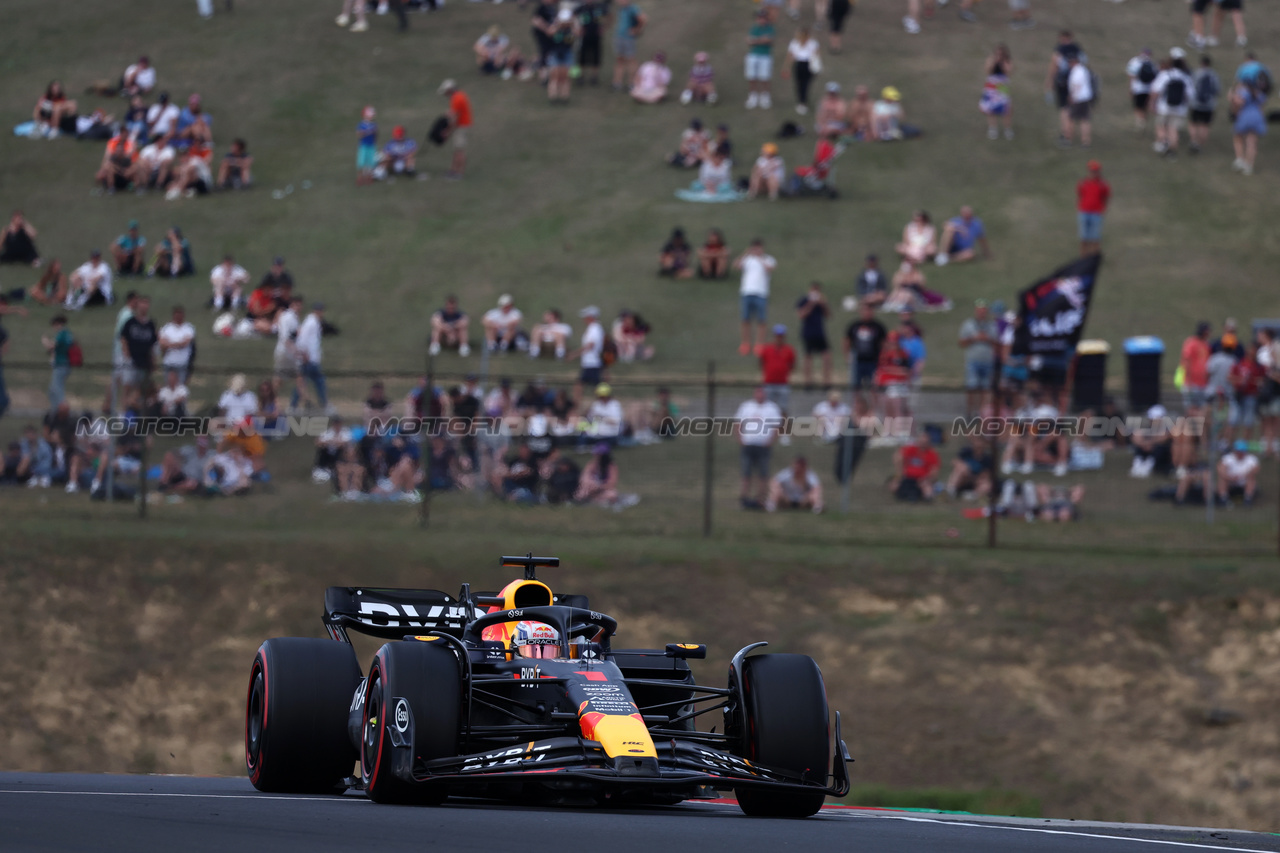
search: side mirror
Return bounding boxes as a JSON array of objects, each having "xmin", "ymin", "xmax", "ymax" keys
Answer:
[{"xmin": 666, "ymin": 643, "xmax": 707, "ymax": 660}]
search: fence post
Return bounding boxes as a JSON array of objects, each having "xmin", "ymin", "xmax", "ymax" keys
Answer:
[
  {"xmin": 1205, "ymin": 408, "xmax": 1216, "ymax": 525},
  {"xmin": 138, "ymin": 436, "xmax": 148, "ymax": 518},
  {"xmin": 988, "ymin": 356, "xmax": 1001, "ymax": 548},
  {"xmin": 105, "ymin": 372, "xmax": 118, "ymax": 502},
  {"xmin": 420, "ymin": 352, "xmax": 433, "ymax": 529},
  {"xmin": 703, "ymin": 361, "xmax": 715, "ymax": 538}
]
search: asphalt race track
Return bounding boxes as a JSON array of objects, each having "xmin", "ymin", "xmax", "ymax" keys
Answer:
[{"xmin": 1, "ymin": 774, "xmax": 1277, "ymax": 853}]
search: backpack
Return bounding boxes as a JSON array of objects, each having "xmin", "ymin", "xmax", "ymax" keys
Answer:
[
  {"xmin": 1089, "ymin": 68, "xmax": 1101, "ymax": 103},
  {"xmin": 1137, "ymin": 59, "xmax": 1156, "ymax": 85},
  {"xmin": 601, "ymin": 335, "xmax": 619, "ymax": 366},
  {"xmin": 1194, "ymin": 71, "xmax": 1217, "ymax": 106},
  {"xmin": 1164, "ymin": 76, "xmax": 1186, "ymax": 107},
  {"xmin": 1256, "ymin": 67, "xmax": 1273, "ymax": 97},
  {"xmin": 68, "ymin": 340, "xmax": 84, "ymax": 368}
]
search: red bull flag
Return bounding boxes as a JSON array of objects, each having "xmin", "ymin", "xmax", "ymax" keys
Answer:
[{"xmin": 1011, "ymin": 254, "xmax": 1102, "ymax": 359}]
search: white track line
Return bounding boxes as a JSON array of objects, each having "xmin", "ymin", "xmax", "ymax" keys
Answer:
[{"xmin": 0, "ymin": 790, "xmax": 366, "ymax": 803}]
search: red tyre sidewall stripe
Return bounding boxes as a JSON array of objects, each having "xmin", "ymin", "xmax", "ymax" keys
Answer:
[
  {"xmin": 364, "ymin": 655, "xmax": 387, "ymax": 789},
  {"xmin": 245, "ymin": 647, "xmax": 268, "ymax": 783}
]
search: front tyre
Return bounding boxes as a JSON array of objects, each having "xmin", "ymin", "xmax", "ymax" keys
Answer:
[
  {"xmin": 245, "ymin": 638, "xmax": 361, "ymax": 793},
  {"xmin": 732, "ymin": 653, "xmax": 831, "ymax": 818}
]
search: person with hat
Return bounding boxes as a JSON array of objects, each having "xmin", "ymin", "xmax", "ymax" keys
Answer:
[
  {"xmin": 759, "ymin": 324, "xmax": 797, "ymax": 435},
  {"xmin": 379, "ymin": 125, "xmax": 417, "ymax": 177},
  {"xmin": 747, "ymin": 142, "xmax": 785, "ymax": 201},
  {"xmin": 482, "ymin": 295, "xmax": 524, "ymax": 353},
  {"xmin": 439, "ymin": 80, "xmax": 471, "ymax": 179},
  {"xmin": 744, "ymin": 9, "xmax": 775, "ymax": 110},
  {"xmin": 783, "ymin": 25, "xmax": 822, "ymax": 115},
  {"xmin": 1126, "ymin": 47, "xmax": 1158, "ymax": 131},
  {"xmin": 67, "ymin": 249, "xmax": 114, "ymax": 309},
  {"xmin": 292, "ymin": 302, "xmax": 329, "ymax": 412},
  {"xmin": 568, "ymin": 305, "xmax": 605, "ymax": 398},
  {"xmin": 872, "ymin": 86, "xmax": 904, "ymax": 140},
  {"xmin": 542, "ymin": 5, "xmax": 581, "ymax": 103},
  {"xmin": 1213, "ymin": 318, "xmax": 1246, "ymax": 360},
  {"xmin": 111, "ymin": 221, "xmax": 146, "ymax": 276},
  {"xmin": 631, "ymin": 51, "xmax": 672, "ymax": 104},
  {"xmin": 585, "ymin": 384, "xmax": 624, "ymax": 445},
  {"xmin": 1076, "ymin": 160, "xmax": 1110, "ymax": 256},
  {"xmin": 681, "ymin": 51, "xmax": 717, "ymax": 105},
  {"xmin": 1214, "ymin": 441, "xmax": 1259, "ymax": 506},
  {"xmin": 1152, "ymin": 50, "xmax": 1194, "ymax": 157}
]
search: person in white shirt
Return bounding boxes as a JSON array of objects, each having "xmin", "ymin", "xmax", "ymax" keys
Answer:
[
  {"xmin": 529, "ymin": 309, "xmax": 573, "ymax": 359},
  {"xmin": 273, "ymin": 296, "xmax": 302, "ymax": 396},
  {"xmin": 1125, "ymin": 48, "xmax": 1156, "ymax": 130},
  {"xmin": 210, "ymin": 254, "xmax": 250, "ymax": 310},
  {"xmin": 219, "ymin": 373, "xmax": 259, "ymax": 422},
  {"xmin": 766, "ymin": 455, "xmax": 823, "ymax": 513},
  {"xmin": 735, "ymin": 385, "xmax": 783, "ymax": 508},
  {"xmin": 157, "ymin": 368, "xmax": 189, "ymax": 417},
  {"xmin": 1215, "ymin": 442, "xmax": 1258, "ymax": 505},
  {"xmin": 291, "ymin": 303, "xmax": 328, "ymax": 411},
  {"xmin": 482, "ymin": 294, "xmax": 524, "ymax": 352},
  {"xmin": 122, "ymin": 56, "xmax": 156, "ymax": 96},
  {"xmin": 812, "ymin": 390, "xmax": 851, "ymax": 442},
  {"xmin": 67, "ymin": 250, "xmax": 114, "ymax": 309},
  {"xmin": 157, "ymin": 305, "xmax": 195, "ymax": 382},
  {"xmin": 732, "ymin": 238, "xmax": 777, "ymax": 356},
  {"xmin": 783, "ymin": 27, "xmax": 822, "ymax": 115},
  {"xmin": 568, "ymin": 305, "xmax": 605, "ymax": 396},
  {"xmin": 747, "ymin": 142, "xmax": 785, "ymax": 201},
  {"xmin": 1151, "ymin": 52, "xmax": 1194, "ymax": 157},
  {"xmin": 585, "ymin": 383, "xmax": 624, "ymax": 440},
  {"xmin": 131, "ymin": 132, "xmax": 177, "ymax": 190},
  {"xmin": 1065, "ymin": 55, "xmax": 1093, "ymax": 147},
  {"xmin": 146, "ymin": 93, "xmax": 180, "ymax": 139}
]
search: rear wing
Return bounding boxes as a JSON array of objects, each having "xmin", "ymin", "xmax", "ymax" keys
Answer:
[{"xmin": 323, "ymin": 586, "xmax": 589, "ymax": 642}]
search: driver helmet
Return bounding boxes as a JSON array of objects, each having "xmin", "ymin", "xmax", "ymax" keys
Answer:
[{"xmin": 513, "ymin": 620, "xmax": 563, "ymax": 659}]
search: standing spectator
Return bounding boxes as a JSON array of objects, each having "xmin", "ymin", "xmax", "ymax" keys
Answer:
[
  {"xmin": 430, "ymin": 294, "xmax": 471, "ymax": 356},
  {"xmin": 273, "ymin": 295, "xmax": 301, "ymax": 397},
  {"xmin": 569, "ymin": 305, "xmax": 605, "ymax": 397},
  {"xmin": 1180, "ymin": 321, "xmax": 1212, "ymax": 409},
  {"xmin": 1215, "ymin": 441, "xmax": 1258, "ymax": 506},
  {"xmin": 1230, "ymin": 73, "xmax": 1267, "ymax": 176},
  {"xmin": 959, "ymin": 300, "xmax": 998, "ymax": 415},
  {"xmin": 680, "ymin": 51, "xmax": 717, "ymax": 105},
  {"xmin": 483, "ymin": 295, "xmax": 524, "ymax": 352},
  {"xmin": 158, "ymin": 305, "xmax": 195, "ymax": 383},
  {"xmin": 67, "ymin": 249, "xmax": 114, "ymax": 309},
  {"xmin": 981, "ymin": 43, "xmax": 1014, "ymax": 141},
  {"xmin": 1063, "ymin": 54, "xmax": 1094, "ymax": 148},
  {"xmin": 1226, "ymin": 346, "xmax": 1265, "ymax": 443},
  {"xmin": 844, "ymin": 303, "xmax": 886, "ymax": 407},
  {"xmin": 766, "ymin": 456, "xmax": 823, "ymax": 513},
  {"xmin": 734, "ymin": 385, "xmax": 782, "ymax": 509},
  {"xmin": 855, "ymin": 253, "xmax": 886, "ymax": 309},
  {"xmin": 796, "ymin": 282, "xmax": 832, "ymax": 388},
  {"xmin": 733, "ymin": 238, "xmax": 777, "ymax": 356},
  {"xmin": 1189, "ymin": 55, "xmax": 1221, "ymax": 155},
  {"xmin": 1045, "ymin": 30, "xmax": 1083, "ymax": 146},
  {"xmin": 544, "ymin": 7, "xmax": 580, "ymax": 103},
  {"xmin": 293, "ymin": 302, "xmax": 328, "ymax": 412},
  {"xmin": 0, "ymin": 212, "xmax": 41, "ymax": 267},
  {"xmin": 440, "ymin": 80, "xmax": 471, "ymax": 180},
  {"xmin": 1152, "ymin": 51, "xmax": 1194, "ymax": 157},
  {"xmin": 1210, "ymin": 0, "xmax": 1247, "ymax": 49},
  {"xmin": 1076, "ymin": 160, "xmax": 1110, "ymax": 256},
  {"xmin": 0, "ymin": 300, "xmax": 12, "ymax": 418},
  {"xmin": 531, "ymin": 0, "xmax": 556, "ymax": 80},
  {"xmin": 631, "ymin": 52, "xmax": 672, "ymax": 104},
  {"xmin": 112, "ymin": 291, "xmax": 136, "ymax": 374},
  {"xmin": 611, "ymin": 0, "xmax": 646, "ymax": 92},
  {"xmin": 898, "ymin": 314, "xmax": 927, "ymax": 414},
  {"xmin": 576, "ymin": 1, "xmax": 607, "ymax": 87},
  {"xmin": 1259, "ymin": 328, "xmax": 1280, "ymax": 457},
  {"xmin": 697, "ymin": 228, "xmax": 730, "ymax": 279},
  {"xmin": 875, "ymin": 330, "xmax": 913, "ymax": 419},
  {"xmin": 356, "ymin": 105, "xmax": 377, "ymax": 186},
  {"xmin": 210, "ymin": 254, "xmax": 250, "ymax": 311},
  {"xmin": 744, "ymin": 9, "xmax": 775, "ymax": 110},
  {"xmin": 1188, "ymin": 0, "xmax": 1211, "ymax": 49},
  {"xmin": 1126, "ymin": 48, "xmax": 1157, "ymax": 130},
  {"xmin": 935, "ymin": 206, "xmax": 991, "ymax": 265},
  {"xmin": 111, "ymin": 220, "xmax": 146, "ymax": 276},
  {"xmin": 826, "ymin": 0, "xmax": 852, "ymax": 52},
  {"xmin": 812, "ymin": 390, "xmax": 851, "ymax": 442},
  {"xmin": 783, "ymin": 26, "xmax": 821, "ymax": 116},
  {"xmin": 903, "ymin": 0, "xmax": 922, "ymax": 34},
  {"xmin": 42, "ymin": 316, "xmax": 75, "ymax": 407},
  {"xmin": 332, "ymin": 0, "xmax": 368, "ymax": 29},
  {"xmin": 119, "ymin": 295, "xmax": 158, "ymax": 389},
  {"xmin": 759, "ymin": 324, "xmax": 796, "ymax": 432}
]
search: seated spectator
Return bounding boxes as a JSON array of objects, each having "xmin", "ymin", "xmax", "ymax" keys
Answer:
[
  {"xmin": 0, "ymin": 212, "xmax": 41, "ymax": 267},
  {"xmin": 131, "ymin": 132, "xmax": 178, "ymax": 191},
  {"xmin": 67, "ymin": 249, "xmax": 114, "ymax": 308},
  {"xmin": 174, "ymin": 94, "xmax": 213, "ymax": 152},
  {"xmin": 530, "ymin": 309, "xmax": 572, "ymax": 359},
  {"xmin": 1002, "ymin": 391, "xmax": 1069, "ymax": 476},
  {"xmin": 149, "ymin": 227, "xmax": 194, "ymax": 278},
  {"xmin": 660, "ymin": 228, "xmax": 693, "ymax": 278},
  {"xmin": 377, "ymin": 127, "xmax": 417, "ymax": 178},
  {"xmin": 814, "ymin": 82, "xmax": 849, "ymax": 136},
  {"xmin": 1215, "ymin": 441, "xmax": 1258, "ymax": 506},
  {"xmin": 483, "ymin": 294, "xmax": 524, "ymax": 352},
  {"xmin": 146, "ymin": 92, "xmax": 180, "ymax": 140},
  {"xmin": 668, "ymin": 118, "xmax": 709, "ymax": 168},
  {"xmin": 694, "ymin": 144, "xmax": 733, "ymax": 194},
  {"xmin": 585, "ymin": 383, "xmax": 624, "ymax": 443},
  {"xmin": 747, "ymin": 142, "xmax": 785, "ymax": 202},
  {"xmin": 705, "ymin": 123, "xmax": 733, "ymax": 162},
  {"xmin": 812, "ymin": 391, "xmax": 851, "ymax": 442},
  {"xmin": 159, "ymin": 435, "xmax": 212, "ymax": 496},
  {"xmin": 766, "ymin": 455, "xmax": 823, "ymax": 512},
  {"xmin": 680, "ymin": 51, "xmax": 717, "ymax": 105},
  {"xmin": 647, "ymin": 386, "xmax": 679, "ymax": 438},
  {"xmin": 430, "ymin": 294, "xmax": 471, "ymax": 356},
  {"xmin": 575, "ymin": 443, "xmax": 618, "ymax": 505},
  {"xmin": 17, "ymin": 424, "xmax": 53, "ymax": 488},
  {"xmin": 33, "ymin": 81, "xmax": 77, "ymax": 138},
  {"xmin": 697, "ymin": 228, "xmax": 730, "ymax": 279},
  {"xmin": 313, "ymin": 416, "xmax": 352, "ymax": 482},
  {"xmin": 157, "ymin": 368, "xmax": 189, "ymax": 417},
  {"xmin": 257, "ymin": 380, "xmax": 280, "ymax": 431},
  {"xmin": 244, "ymin": 283, "xmax": 278, "ymax": 334},
  {"xmin": 632, "ymin": 52, "xmax": 672, "ymax": 104},
  {"xmin": 517, "ymin": 377, "xmax": 555, "ymax": 413},
  {"xmin": 29, "ymin": 259, "xmax": 68, "ymax": 306},
  {"xmin": 112, "ymin": 220, "xmax": 146, "ymax": 275},
  {"xmin": 122, "ymin": 95, "xmax": 150, "ymax": 143},
  {"xmin": 95, "ymin": 127, "xmax": 137, "ymax": 194},
  {"xmin": 548, "ymin": 388, "xmax": 577, "ymax": 439},
  {"xmin": 612, "ymin": 311, "xmax": 654, "ymax": 362},
  {"xmin": 363, "ymin": 380, "xmax": 392, "ymax": 427},
  {"xmin": 872, "ymin": 86, "xmax": 905, "ymax": 140},
  {"xmin": 947, "ymin": 436, "xmax": 994, "ymax": 498},
  {"xmin": 542, "ymin": 449, "xmax": 581, "ymax": 503},
  {"xmin": 475, "ymin": 25, "xmax": 512, "ymax": 74},
  {"xmin": 121, "ymin": 56, "xmax": 157, "ymax": 97},
  {"xmin": 847, "ymin": 85, "xmax": 873, "ymax": 139},
  {"xmin": 218, "ymin": 138, "xmax": 253, "ymax": 189},
  {"xmin": 164, "ymin": 149, "xmax": 214, "ymax": 200},
  {"xmin": 260, "ymin": 256, "xmax": 293, "ymax": 292},
  {"xmin": 74, "ymin": 108, "xmax": 115, "ymax": 141},
  {"xmin": 0, "ymin": 442, "xmax": 24, "ymax": 484},
  {"xmin": 203, "ymin": 445, "xmax": 253, "ymax": 496},
  {"xmin": 935, "ymin": 206, "xmax": 990, "ymax": 265},
  {"xmin": 210, "ymin": 254, "xmax": 250, "ymax": 310},
  {"xmin": 995, "ymin": 479, "xmax": 1085, "ymax": 521},
  {"xmin": 1129, "ymin": 404, "xmax": 1174, "ymax": 477},
  {"xmin": 883, "ymin": 261, "xmax": 948, "ymax": 313},
  {"xmin": 855, "ymin": 253, "xmax": 886, "ymax": 308},
  {"xmin": 895, "ymin": 210, "xmax": 936, "ymax": 266},
  {"xmin": 425, "ymin": 436, "xmax": 457, "ymax": 491},
  {"xmin": 890, "ymin": 432, "xmax": 940, "ymax": 501},
  {"xmin": 494, "ymin": 442, "xmax": 540, "ymax": 503}
]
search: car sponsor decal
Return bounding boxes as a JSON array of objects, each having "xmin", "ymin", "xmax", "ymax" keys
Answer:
[{"xmin": 393, "ymin": 699, "xmax": 410, "ymax": 733}]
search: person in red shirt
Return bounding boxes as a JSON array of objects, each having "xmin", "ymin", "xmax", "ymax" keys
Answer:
[
  {"xmin": 1226, "ymin": 344, "xmax": 1265, "ymax": 443},
  {"xmin": 1076, "ymin": 160, "xmax": 1111, "ymax": 257},
  {"xmin": 891, "ymin": 431, "xmax": 940, "ymax": 500},
  {"xmin": 759, "ymin": 324, "xmax": 796, "ymax": 436},
  {"xmin": 440, "ymin": 79, "xmax": 472, "ymax": 179},
  {"xmin": 875, "ymin": 330, "xmax": 912, "ymax": 418},
  {"xmin": 1179, "ymin": 321, "xmax": 1211, "ymax": 409}
]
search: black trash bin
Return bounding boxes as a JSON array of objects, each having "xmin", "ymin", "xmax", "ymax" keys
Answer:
[
  {"xmin": 1124, "ymin": 336, "xmax": 1164, "ymax": 411},
  {"xmin": 1072, "ymin": 339, "xmax": 1109, "ymax": 412}
]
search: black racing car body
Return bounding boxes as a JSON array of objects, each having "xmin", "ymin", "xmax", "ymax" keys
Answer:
[{"xmin": 246, "ymin": 555, "xmax": 852, "ymax": 816}]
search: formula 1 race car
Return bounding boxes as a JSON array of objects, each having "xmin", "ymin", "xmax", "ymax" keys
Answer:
[{"xmin": 245, "ymin": 555, "xmax": 852, "ymax": 817}]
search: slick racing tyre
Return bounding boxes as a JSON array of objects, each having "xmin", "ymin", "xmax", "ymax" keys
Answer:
[
  {"xmin": 246, "ymin": 638, "xmax": 362, "ymax": 793},
  {"xmin": 361, "ymin": 640, "xmax": 462, "ymax": 805},
  {"xmin": 732, "ymin": 653, "xmax": 831, "ymax": 818}
]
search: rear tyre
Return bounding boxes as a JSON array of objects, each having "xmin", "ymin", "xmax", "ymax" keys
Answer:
[
  {"xmin": 245, "ymin": 638, "xmax": 362, "ymax": 793},
  {"xmin": 732, "ymin": 653, "xmax": 831, "ymax": 818},
  {"xmin": 361, "ymin": 641, "xmax": 461, "ymax": 805}
]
